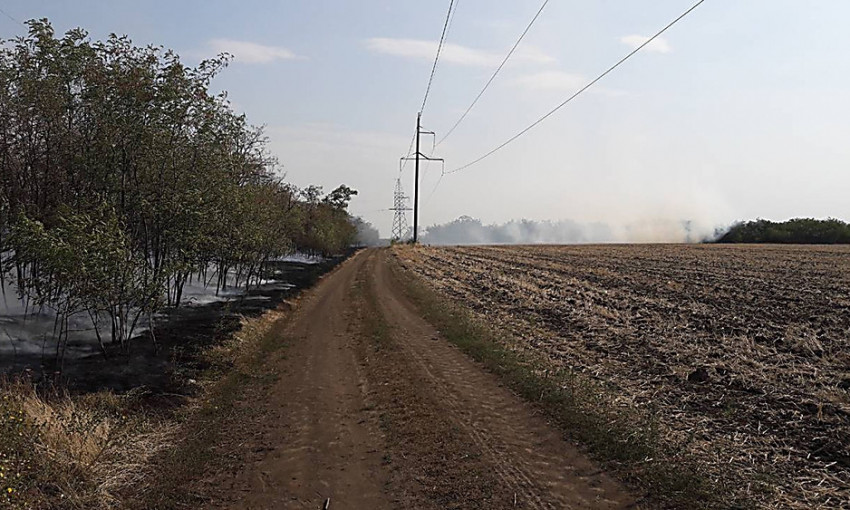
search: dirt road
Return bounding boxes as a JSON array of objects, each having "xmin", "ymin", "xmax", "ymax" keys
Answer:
[{"xmin": 215, "ymin": 249, "xmax": 635, "ymax": 509}]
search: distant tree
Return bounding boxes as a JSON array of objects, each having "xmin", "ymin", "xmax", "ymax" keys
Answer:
[
  {"xmin": 323, "ymin": 185, "xmax": 358, "ymax": 210},
  {"xmin": 716, "ymin": 218, "xmax": 850, "ymax": 244},
  {"xmin": 422, "ymin": 216, "xmax": 606, "ymax": 245}
]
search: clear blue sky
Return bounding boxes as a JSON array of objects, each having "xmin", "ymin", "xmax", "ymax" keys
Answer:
[{"xmin": 3, "ymin": 1, "xmax": 849, "ymax": 239}]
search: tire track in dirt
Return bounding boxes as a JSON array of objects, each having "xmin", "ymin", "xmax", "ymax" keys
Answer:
[
  {"xmin": 353, "ymin": 251, "xmax": 514, "ymax": 508},
  {"xmin": 369, "ymin": 250, "xmax": 636, "ymax": 509},
  {"xmin": 222, "ymin": 252, "xmax": 392, "ymax": 510},
  {"xmin": 207, "ymin": 249, "xmax": 634, "ymax": 509}
]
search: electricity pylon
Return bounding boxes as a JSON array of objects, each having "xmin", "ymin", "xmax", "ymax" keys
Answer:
[{"xmin": 390, "ymin": 178, "xmax": 411, "ymax": 242}]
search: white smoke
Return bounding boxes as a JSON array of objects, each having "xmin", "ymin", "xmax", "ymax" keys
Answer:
[{"xmin": 422, "ymin": 216, "xmax": 723, "ymax": 245}]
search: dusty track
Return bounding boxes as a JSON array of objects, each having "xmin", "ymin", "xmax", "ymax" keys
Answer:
[
  {"xmin": 367, "ymin": 250, "xmax": 633, "ymax": 509},
  {"xmin": 209, "ymin": 249, "xmax": 633, "ymax": 509},
  {"xmin": 223, "ymin": 251, "xmax": 390, "ymax": 509}
]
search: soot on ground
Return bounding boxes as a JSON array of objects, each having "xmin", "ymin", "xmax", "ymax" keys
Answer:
[{"xmin": 0, "ymin": 255, "xmax": 347, "ymax": 396}]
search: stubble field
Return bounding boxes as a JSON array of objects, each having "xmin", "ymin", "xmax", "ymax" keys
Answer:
[{"xmin": 396, "ymin": 244, "xmax": 850, "ymax": 508}]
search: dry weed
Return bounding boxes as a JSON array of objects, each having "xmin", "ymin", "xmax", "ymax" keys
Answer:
[{"xmin": 1, "ymin": 378, "xmax": 176, "ymax": 509}]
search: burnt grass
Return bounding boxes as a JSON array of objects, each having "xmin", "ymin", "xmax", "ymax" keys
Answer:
[{"xmin": 8, "ymin": 255, "xmax": 348, "ymax": 397}]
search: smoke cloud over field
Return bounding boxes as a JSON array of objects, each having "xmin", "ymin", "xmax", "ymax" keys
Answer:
[{"xmin": 422, "ymin": 216, "xmax": 720, "ymax": 245}]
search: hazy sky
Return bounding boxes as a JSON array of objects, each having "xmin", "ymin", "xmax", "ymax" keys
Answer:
[{"xmin": 3, "ymin": 1, "xmax": 850, "ymax": 239}]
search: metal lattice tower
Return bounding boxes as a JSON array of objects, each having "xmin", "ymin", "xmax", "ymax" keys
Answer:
[{"xmin": 390, "ymin": 178, "xmax": 411, "ymax": 241}]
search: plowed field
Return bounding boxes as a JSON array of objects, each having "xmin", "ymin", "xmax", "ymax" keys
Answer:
[{"xmin": 396, "ymin": 244, "xmax": 850, "ymax": 508}]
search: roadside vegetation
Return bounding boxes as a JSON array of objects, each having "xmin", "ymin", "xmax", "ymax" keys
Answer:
[
  {"xmin": 0, "ymin": 379, "xmax": 175, "ymax": 508},
  {"xmin": 0, "ymin": 301, "xmax": 295, "ymax": 509},
  {"xmin": 0, "ymin": 20, "xmax": 362, "ymax": 508},
  {"xmin": 0, "ymin": 19, "xmax": 361, "ymax": 364},
  {"xmin": 135, "ymin": 306, "xmax": 295, "ymax": 508},
  {"xmin": 715, "ymin": 218, "xmax": 850, "ymax": 244}
]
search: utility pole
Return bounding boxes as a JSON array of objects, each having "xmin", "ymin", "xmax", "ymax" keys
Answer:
[
  {"xmin": 390, "ymin": 178, "xmax": 411, "ymax": 241},
  {"xmin": 414, "ymin": 112, "xmax": 421, "ymax": 243},
  {"xmin": 400, "ymin": 112, "xmax": 442, "ymax": 244}
]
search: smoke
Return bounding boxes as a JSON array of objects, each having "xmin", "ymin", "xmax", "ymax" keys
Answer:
[
  {"xmin": 422, "ymin": 216, "xmax": 723, "ymax": 245},
  {"xmin": 351, "ymin": 216, "xmax": 383, "ymax": 246}
]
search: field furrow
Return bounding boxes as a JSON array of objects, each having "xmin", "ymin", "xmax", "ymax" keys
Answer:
[{"xmin": 396, "ymin": 244, "xmax": 850, "ymax": 508}]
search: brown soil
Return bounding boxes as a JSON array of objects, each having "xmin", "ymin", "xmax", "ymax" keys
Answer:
[
  {"xmin": 197, "ymin": 249, "xmax": 635, "ymax": 509},
  {"xmin": 394, "ymin": 244, "xmax": 850, "ymax": 508}
]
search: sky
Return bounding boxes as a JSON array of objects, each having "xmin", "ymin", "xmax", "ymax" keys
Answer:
[{"xmin": 2, "ymin": 0, "xmax": 850, "ymax": 240}]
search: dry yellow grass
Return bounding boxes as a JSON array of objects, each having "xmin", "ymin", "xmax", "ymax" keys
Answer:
[
  {"xmin": 203, "ymin": 308, "xmax": 287, "ymax": 372},
  {"xmin": 1, "ymin": 271, "xmax": 309, "ymax": 508},
  {"xmin": 1, "ymin": 377, "xmax": 178, "ymax": 509}
]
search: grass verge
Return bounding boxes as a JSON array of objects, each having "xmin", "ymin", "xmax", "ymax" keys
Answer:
[
  {"xmin": 0, "ymin": 256, "xmax": 348, "ymax": 509},
  {"xmin": 0, "ymin": 307, "xmax": 295, "ymax": 510},
  {"xmin": 387, "ymin": 250, "xmax": 746, "ymax": 509},
  {"xmin": 132, "ymin": 307, "xmax": 293, "ymax": 508}
]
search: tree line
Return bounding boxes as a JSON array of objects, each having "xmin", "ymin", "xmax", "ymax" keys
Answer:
[
  {"xmin": 715, "ymin": 218, "xmax": 850, "ymax": 244},
  {"xmin": 0, "ymin": 20, "xmax": 361, "ymax": 360}
]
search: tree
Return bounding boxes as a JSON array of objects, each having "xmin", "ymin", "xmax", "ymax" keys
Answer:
[
  {"xmin": 323, "ymin": 185, "xmax": 358, "ymax": 210},
  {"xmin": 0, "ymin": 20, "xmax": 366, "ymax": 367},
  {"xmin": 716, "ymin": 218, "xmax": 850, "ymax": 244}
]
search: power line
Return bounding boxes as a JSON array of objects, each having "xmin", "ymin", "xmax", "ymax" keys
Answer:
[
  {"xmin": 444, "ymin": 0, "xmax": 460, "ymax": 47},
  {"xmin": 420, "ymin": 0, "xmax": 457, "ymax": 115},
  {"xmin": 423, "ymin": 170, "xmax": 444, "ymax": 207},
  {"xmin": 437, "ymin": 0, "xmax": 549, "ymax": 147},
  {"xmin": 427, "ymin": 0, "xmax": 549, "ymax": 202},
  {"xmin": 447, "ymin": 0, "xmax": 707, "ymax": 175},
  {"xmin": 0, "ymin": 6, "xmax": 21, "ymax": 25},
  {"xmin": 352, "ymin": 208, "xmax": 391, "ymax": 215},
  {"xmin": 400, "ymin": 0, "xmax": 458, "ymax": 175},
  {"xmin": 396, "ymin": 0, "xmax": 457, "ymax": 233},
  {"xmin": 398, "ymin": 129, "xmax": 417, "ymax": 174}
]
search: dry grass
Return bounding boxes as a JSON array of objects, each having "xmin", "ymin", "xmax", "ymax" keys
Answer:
[
  {"xmin": 0, "ymin": 377, "xmax": 176, "ymax": 509},
  {"xmin": 133, "ymin": 307, "xmax": 293, "ymax": 508},
  {"xmin": 203, "ymin": 307, "xmax": 289, "ymax": 373},
  {"xmin": 0, "ymin": 259, "xmax": 337, "ymax": 509},
  {"xmin": 0, "ymin": 307, "xmax": 293, "ymax": 509}
]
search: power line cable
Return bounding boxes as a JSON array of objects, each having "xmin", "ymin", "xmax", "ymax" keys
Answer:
[
  {"xmin": 444, "ymin": 0, "xmax": 460, "ymax": 46},
  {"xmin": 423, "ymin": 170, "xmax": 445, "ymax": 206},
  {"xmin": 420, "ymin": 0, "xmax": 457, "ymax": 115},
  {"xmin": 398, "ymin": 129, "xmax": 417, "ymax": 174},
  {"xmin": 0, "ymin": 6, "xmax": 21, "ymax": 25},
  {"xmin": 447, "ymin": 0, "xmax": 707, "ymax": 175},
  {"xmin": 425, "ymin": 0, "xmax": 546, "ymax": 201},
  {"xmin": 352, "ymin": 208, "xmax": 391, "ymax": 215},
  {"xmin": 427, "ymin": 0, "xmax": 547, "ymax": 201},
  {"xmin": 437, "ymin": 0, "xmax": 549, "ymax": 147},
  {"xmin": 401, "ymin": 0, "xmax": 458, "ymax": 175}
]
